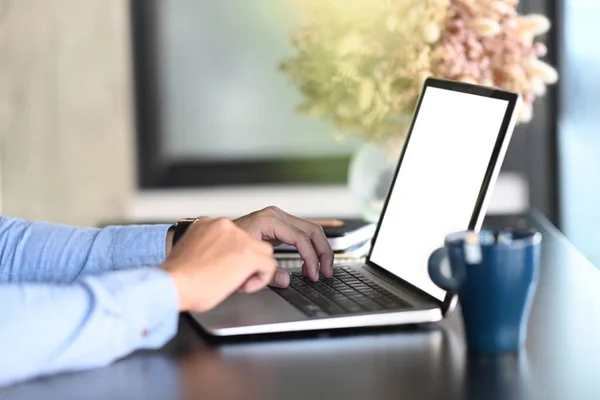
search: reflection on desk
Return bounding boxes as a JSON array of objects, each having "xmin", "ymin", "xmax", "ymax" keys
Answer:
[
  {"xmin": 5, "ymin": 322, "xmax": 537, "ymax": 400},
  {"xmin": 5, "ymin": 323, "xmax": 464, "ymax": 400}
]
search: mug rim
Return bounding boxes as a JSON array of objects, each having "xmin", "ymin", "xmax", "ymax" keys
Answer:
[{"xmin": 444, "ymin": 228, "xmax": 542, "ymax": 248}]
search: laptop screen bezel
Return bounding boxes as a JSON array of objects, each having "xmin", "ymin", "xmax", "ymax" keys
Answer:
[{"xmin": 364, "ymin": 77, "xmax": 520, "ymax": 313}]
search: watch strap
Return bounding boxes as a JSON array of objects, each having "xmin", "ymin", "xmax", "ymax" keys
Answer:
[{"xmin": 172, "ymin": 218, "xmax": 197, "ymax": 247}]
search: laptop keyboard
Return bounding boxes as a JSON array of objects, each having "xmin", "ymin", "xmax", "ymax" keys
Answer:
[{"xmin": 271, "ymin": 267, "xmax": 411, "ymax": 318}]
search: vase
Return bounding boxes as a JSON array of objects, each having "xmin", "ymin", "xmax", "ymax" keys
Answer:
[{"xmin": 347, "ymin": 138, "xmax": 404, "ymax": 223}]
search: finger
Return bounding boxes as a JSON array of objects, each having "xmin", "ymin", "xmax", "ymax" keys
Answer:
[
  {"xmin": 263, "ymin": 217, "xmax": 320, "ymax": 281},
  {"xmin": 238, "ymin": 275, "xmax": 268, "ymax": 293},
  {"xmin": 248, "ymin": 237, "xmax": 275, "ymax": 259},
  {"xmin": 268, "ymin": 267, "xmax": 290, "ymax": 288},
  {"xmin": 236, "ymin": 226, "xmax": 275, "ymax": 256},
  {"xmin": 304, "ymin": 225, "xmax": 334, "ymax": 278},
  {"xmin": 242, "ymin": 256, "xmax": 278, "ymax": 292},
  {"xmin": 238, "ymin": 253, "xmax": 277, "ymax": 293},
  {"xmin": 268, "ymin": 207, "xmax": 334, "ymax": 278},
  {"xmin": 250, "ymin": 237, "xmax": 275, "ymax": 256}
]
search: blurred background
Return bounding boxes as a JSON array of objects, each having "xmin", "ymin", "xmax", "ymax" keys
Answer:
[{"xmin": 0, "ymin": 0, "xmax": 598, "ymax": 266}]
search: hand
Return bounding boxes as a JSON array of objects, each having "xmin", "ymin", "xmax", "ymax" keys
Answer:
[
  {"xmin": 234, "ymin": 206, "xmax": 334, "ymax": 283},
  {"xmin": 160, "ymin": 217, "xmax": 277, "ymax": 312}
]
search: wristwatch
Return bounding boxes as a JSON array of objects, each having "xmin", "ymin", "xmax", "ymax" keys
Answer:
[{"xmin": 170, "ymin": 218, "xmax": 198, "ymax": 247}]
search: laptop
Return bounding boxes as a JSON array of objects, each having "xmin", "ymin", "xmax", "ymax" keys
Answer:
[{"xmin": 190, "ymin": 77, "xmax": 522, "ymax": 337}]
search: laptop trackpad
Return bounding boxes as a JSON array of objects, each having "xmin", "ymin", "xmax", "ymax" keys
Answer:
[{"xmin": 191, "ymin": 288, "xmax": 307, "ymax": 329}]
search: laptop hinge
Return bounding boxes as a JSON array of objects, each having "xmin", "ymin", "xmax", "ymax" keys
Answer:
[{"xmin": 363, "ymin": 260, "xmax": 446, "ymax": 307}]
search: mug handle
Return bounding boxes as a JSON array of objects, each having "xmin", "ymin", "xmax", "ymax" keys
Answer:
[{"xmin": 427, "ymin": 247, "xmax": 463, "ymax": 292}]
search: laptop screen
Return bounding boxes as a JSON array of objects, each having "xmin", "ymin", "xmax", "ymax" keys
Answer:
[{"xmin": 368, "ymin": 85, "xmax": 512, "ymax": 301}]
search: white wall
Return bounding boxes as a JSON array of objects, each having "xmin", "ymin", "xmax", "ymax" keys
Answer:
[{"xmin": 0, "ymin": 0, "xmax": 135, "ymax": 226}]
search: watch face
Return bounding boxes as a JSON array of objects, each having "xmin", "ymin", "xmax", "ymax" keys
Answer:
[
  {"xmin": 177, "ymin": 218, "xmax": 198, "ymax": 225},
  {"xmin": 173, "ymin": 219, "xmax": 197, "ymax": 246}
]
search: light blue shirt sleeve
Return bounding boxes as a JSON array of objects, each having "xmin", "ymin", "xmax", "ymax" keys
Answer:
[
  {"xmin": 0, "ymin": 217, "xmax": 180, "ymax": 387},
  {"xmin": 0, "ymin": 216, "xmax": 172, "ymax": 284}
]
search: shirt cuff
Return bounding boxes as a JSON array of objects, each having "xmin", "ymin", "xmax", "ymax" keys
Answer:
[
  {"xmin": 83, "ymin": 268, "xmax": 180, "ymax": 350},
  {"xmin": 111, "ymin": 224, "xmax": 173, "ymax": 269}
]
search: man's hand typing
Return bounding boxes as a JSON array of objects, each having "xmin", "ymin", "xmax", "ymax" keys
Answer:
[
  {"xmin": 160, "ymin": 207, "xmax": 334, "ymax": 313},
  {"xmin": 234, "ymin": 206, "xmax": 334, "ymax": 282},
  {"xmin": 161, "ymin": 217, "xmax": 278, "ymax": 312}
]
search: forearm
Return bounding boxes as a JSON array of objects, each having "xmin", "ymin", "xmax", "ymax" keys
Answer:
[
  {"xmin": 0, "ymin": 268, "xmax": 179, "ymax": 388},
  {"xmin": 0, "ymin": 216, "xmax": 171, "ymax": 284}
]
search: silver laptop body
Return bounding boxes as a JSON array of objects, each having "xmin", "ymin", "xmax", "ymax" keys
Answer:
[{"xmin": 190, "ymin": 78, "xmax": 521, "ymax": 337}]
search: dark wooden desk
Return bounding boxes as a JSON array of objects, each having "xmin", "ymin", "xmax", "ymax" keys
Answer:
[{"xmin": 5, "ymin": 211, "xmax": 600, "ymax": 400}]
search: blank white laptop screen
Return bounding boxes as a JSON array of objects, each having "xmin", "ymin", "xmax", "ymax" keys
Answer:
[{"xmin": 369, "ymin": 85, "xmax": 511, "ymax": 301}]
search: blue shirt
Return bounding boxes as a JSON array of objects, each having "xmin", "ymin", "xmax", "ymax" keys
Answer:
[{"xmin": 0, "ymin": 216, "xmax": 180, "ymax": 387}]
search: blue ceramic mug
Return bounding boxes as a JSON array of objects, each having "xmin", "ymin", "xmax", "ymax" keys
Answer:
[{"xmin": 428, "ymin": 229, "xmax": 541, "ymax": 353}]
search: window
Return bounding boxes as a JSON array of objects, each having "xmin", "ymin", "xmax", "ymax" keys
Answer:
[{"xmin": 558, "ymin": 0, "xmax": 600, "ymax": 266}]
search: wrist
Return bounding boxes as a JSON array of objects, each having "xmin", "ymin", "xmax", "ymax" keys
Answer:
[
  {"xmin": 161, "ymin": 265, "xmax": 189, "ymax": 312},
  {"xmin": 162, "ymin": 263, "xmax": 216, "ymax": 313}
]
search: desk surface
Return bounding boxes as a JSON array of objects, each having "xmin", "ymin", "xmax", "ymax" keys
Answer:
[{"xmin": 5, "ymin": 211, "xmax": 600, "ymax": 400}]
